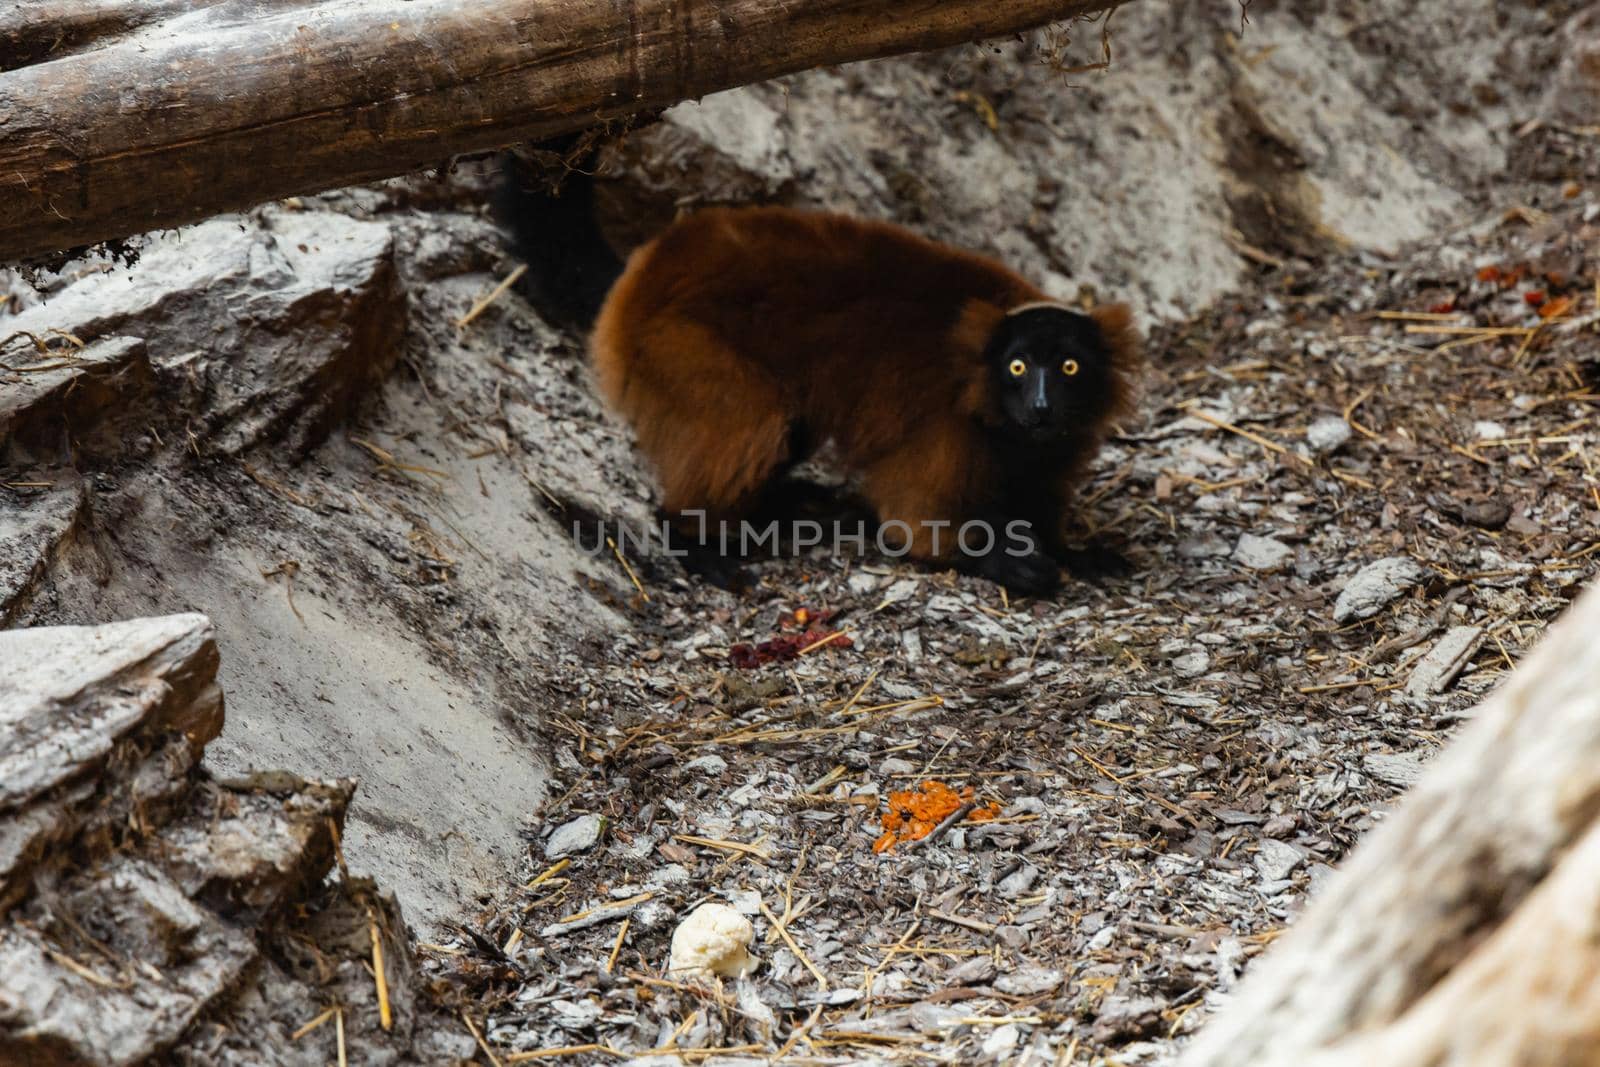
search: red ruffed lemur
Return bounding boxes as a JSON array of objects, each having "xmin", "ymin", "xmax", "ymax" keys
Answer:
[{"xmin": 498, "ymin": 142, "xmax": 1141, "ymax": 596}]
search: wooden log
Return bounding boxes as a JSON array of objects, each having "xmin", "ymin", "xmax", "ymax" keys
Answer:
[
  {"xmin": 0, "ymin": 0, "xmax": 1124, "ymax": 261},
  {"xmin": 1178, "ymin": 582, "xmax": 1600, "ymax": 1067},
  {"xmin": 0, "ymin": 0, "xmax": 215, "ymax": 70}
]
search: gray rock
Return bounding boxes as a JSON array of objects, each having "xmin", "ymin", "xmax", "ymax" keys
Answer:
[
  {"xmin": 1178, "ymin": 534, "xmax": 1233, "ymax": 560},
  {"xmin": 0, "ymin": 336, "xmax": 153, "ymax": 462},
  {"xmin": 633, "ymin": 900, "xmax": 677, "ymax": 930},
  {"xmin": 1305, "ymin": 416, "xmax": 1352, "ymax": 453},
  {"xmin": 1092, "ymin": 996, "xmax": 1164, "ymax": 1042},
  {"xmin": 0, "ymin": 856, "xmax": 258, "ymax": 1066},
  {"xmin": 545, "ymin": 813, "xmax": 604, "ymax": 858},
  {"xmin": 2, "ymin": 209, "xmax": 403, "ymax": 455},
  {"xmin": 996, "ymin": 924, "xmax": 1029, "ymax": 950},
  {"xmin": 995, "ymin": 964, "xmax": 1065, "ymax": 996},
  {"xmin": 0, "ymin": 614, "xmax": 455, "ymax": 1065},
  {"xmin": 0, "ymin": 614, "xmax": 221, "ymax": 813},
  {"xmin": 1364, "ymin": 750, "xmax": 1430, "ymax": 788},
  {"xmin": 684, "ymin": 754, "xmax": 727, "ymax": 776},
  {"xmin": 0, "ymin": 481, "xmax": 88, "ymax": 626},
  {"xmin": 946, "ymin": 954, "xmax": 997, "ymax": 986},
  {"xmin": 910, "ymin": 1002, "xmax": 967, "ymax": 1035},
  {"xmin": 846, "ymin": 572, "xmax": 880, "ymax": 595},
  {"xmin": 1233, "ymin": 534, "xmax": 1293, "ymax": 570},
  {"xmin": 648, "ymin": 864, "xmax": 691, "ymax": 888},
  {"xmin": 1474, "ymin": 420, "xmax": 1507, "ymax": 441},
  {"xmin": 1333, "ymin": 557, "xmax": 1426, "ymax": 622},
  {"xmin": 1253, "ymin": 838, "xmax": 1307, "ymax": 882},
  {"xmin": 998, "ymin": 863, "xmax": 1041, "ymax": 899},
  {"xmin": 982, "ymin": 1023, "xmax": 1022, "ymax": 1058}
]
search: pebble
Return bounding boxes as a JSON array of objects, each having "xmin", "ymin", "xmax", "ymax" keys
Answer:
[
  {"xmin": 945, "ymin": 955, "xmax": 996, "ymax": 985},
  {"xmin": 1474, "ymin": 419, "xmax": 1507, "ymax": 440},
  {"xmin": 1006, "ymin": 796, "xmax": 1047, "ymax": 816},
  {"xmin": 633, "ymin": 900, "xmax": 675, "ymax": 930},
  {"xmin": 1172, "ymin": 650, "xmax": 1211, "ymax": 678},
  {"xmin": 548, "ymin": 999, "xmax": 602, "ymax": 1031},
  {"xmin": 647, "ymin": 864, "xmax": 691, "ymax": 888},
  {"xmin": 910, "ymin": 1003, "xmax": 966, "ymax": 1035},
  {"xmin": 994, "ymin": 964, "xmax": 1065, "ymax": 996},
  {"xmin": 1333, "ymin": 557, "xmax": 1425, "ymax": 622},
  {"xmin": 998, "ymin": 863, "xmax": 1040, "ymax": 899},
  {"xmin": 1092, "ymin": 995, "xmax": 1163, "ymax": 1041},
  {"xmin": 1306, "ymin": 415, "xmax": 1352, "ymax": 453},
  {"xmin": 1086, "ymin": 925, "xmax": 1117, "ymax": 951},
  {"xmin": 1177, "ymin": 533, "xmax": 1232, "ymax": 560},
  {"xmin": 1364, "ymin": 750, "xmax": 1429, "ymax": 788},
  {"xmin": 1233, "ymin": 534, "xmax": 1293, "ymax": 570},
  {"xmin": 880, "ymin": 578, "xmax": 919, "ymax": 607},
  {"xmin": 1458, "ymin": 498, "xmax": 1511, "ymax": 530},
  {"xmin": 545, "ymin": 813, "xmax": 603, "ymax": 858},
  {"xmin": 982, "ymin": 1024, "xmax": 1021, "ymax": 1058},
  {"xmin": 684, "ymin": 754, "xmax": 727, "ymax": 776},
  {"xmin": 996, "ymin": 924, "xmax": 1029, "ymax": 950},
  {"xmin": 846, "ymin": 572, "xmax": 880, "ymax": 594},
  {"xmin": 1253, "ymin": 838, "xmax": 1306, "ymax": 882}
]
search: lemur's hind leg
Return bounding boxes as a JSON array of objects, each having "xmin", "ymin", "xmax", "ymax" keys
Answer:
[{"xmin": 620, "ymin": 321, "xmax": 794, "ymax": 585}]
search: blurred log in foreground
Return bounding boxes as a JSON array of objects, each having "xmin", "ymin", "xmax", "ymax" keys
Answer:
[
  {"xmin": 0, "ymin": 0, "xmax": 1125, "ymax": 261},
  {"xmin": 1181, "ymin": 581, "xmax": 1600, "ymax": 1067}
]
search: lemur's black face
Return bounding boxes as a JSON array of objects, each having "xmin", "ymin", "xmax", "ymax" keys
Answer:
[{"xmin": 985, "ymin": 305, "xmax": 1115, "ymax": 444}]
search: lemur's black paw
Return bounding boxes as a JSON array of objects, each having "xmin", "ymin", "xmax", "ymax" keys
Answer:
[
  {"xmin": 1056, "ymin": 543, "xmax": 1132, "ymax": 583},
  {"xmin": 977, "ymin": 549, "xmax": 1062, "ymax": 597},
  {"xmin": 677, "ymin": 543, "xmax": 750, "ymax": 592}
]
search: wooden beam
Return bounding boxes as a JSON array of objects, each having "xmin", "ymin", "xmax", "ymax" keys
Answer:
[
  {"xmin": 0, "ymin": 0, "xmax": 1125, "ymax": 261},
  {"xmin": 1179, "ymin": 581, "xmax": 1600, "ymax": 1067}
]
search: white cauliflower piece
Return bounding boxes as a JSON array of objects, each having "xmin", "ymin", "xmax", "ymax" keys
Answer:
[{"xmin": 668, "ymin": 902, "xmax": 757, "ymax": 979}]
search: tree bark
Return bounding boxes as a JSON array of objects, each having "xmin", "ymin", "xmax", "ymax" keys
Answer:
[
  {"xmin": 1179, "ymin": 582, "xmax": 1600, "ymax": 1067},
  {"xmin": 0, "ymin": 0, "xmax": 1124, "ymax": 261}
]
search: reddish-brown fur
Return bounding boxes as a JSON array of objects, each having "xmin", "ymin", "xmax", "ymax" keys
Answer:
[{"xmin": 590, "ymin": 206, "xmax": 1140, "ymax": 562}]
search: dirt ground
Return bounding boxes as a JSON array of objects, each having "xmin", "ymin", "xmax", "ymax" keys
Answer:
[{"xmin": 4, "ymin": 2, "xmax": 1599, "ymax": 1064}]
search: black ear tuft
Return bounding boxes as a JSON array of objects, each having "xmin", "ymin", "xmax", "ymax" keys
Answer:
[
  {"xmin": 1084, "ymin": 302, "xmax": 1143, "ymax": 423},
  {"xmin": 1087, "ymin": 303, "xmax": 1141, "ymax": 374}
]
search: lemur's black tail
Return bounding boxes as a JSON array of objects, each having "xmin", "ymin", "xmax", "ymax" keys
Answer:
[{"xmin": 495, "ymin": 136, "xmax": 623, "ymax": 331}]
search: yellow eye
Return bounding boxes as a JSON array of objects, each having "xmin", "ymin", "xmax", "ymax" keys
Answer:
[
  {"xmin": 1061, "ymin": 359, "xmax": 1080, "ymax": 376},
  {"xmin": 1008, "ymin": 359, "xmax": 1026, "ymax": 377}
]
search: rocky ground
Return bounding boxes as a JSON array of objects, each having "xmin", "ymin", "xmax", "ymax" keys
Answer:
[
  {"xmin": 4, "ymin": 2, "xmax": 1600, "ymax": 1064},
  {"xmin": 430, "ymin": 128, "xmax": 1600, "ymax": 1064},
  {"xmin": 0, "ymin": 614, "xmax": 476, "ymax": 1066}
]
